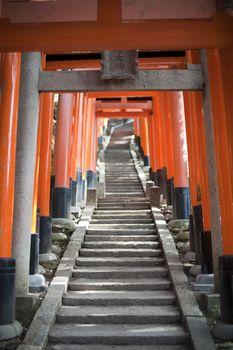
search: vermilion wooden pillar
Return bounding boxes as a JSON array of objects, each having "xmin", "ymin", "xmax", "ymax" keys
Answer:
[
  {"xmin": 37, "ymin": 93, "xmax": 55, "ymax": 260},
  {"xmin": 154, "ymin": 93, "xmax": 168, "ymax": 198},
  {"xmin": 69, "ymin": 93, "xmax": 80, "ymax": 206},
  {"xmin": 0, "ymin": 53, "xmax": 22, "ymax": 338},
  {"xmin": 83, "ymin": 97, "xmax": 96, "ymax": 190},
  {"xmin": 164, "ymin": 92, "xmax": 175, "ymax": 205},
  {"xmin": 76, "ymin": 93, "xmax": 84, "ymax": 203},
  {"xmin": 169, "ymin": 91, "xmax": 190, "ymax": 219},
  {"xmin": 147, "ymin": 114, "xmax": 157, "ymax": 180},
  {"xmin": 139, "ymin": 117, "xmax": 150, "ymax": 166},
  {"xmin": 52, "ymin": 93, "xmax": 74, "ymax": 218},
  {"xmin": 134, "ymin": 118, "xmax": 140, "ymax": 148}
]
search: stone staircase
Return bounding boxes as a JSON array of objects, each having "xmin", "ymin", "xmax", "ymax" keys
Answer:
[{"xmin": 46, "ymin": 125, "xmax": 191, "ymax": 350}]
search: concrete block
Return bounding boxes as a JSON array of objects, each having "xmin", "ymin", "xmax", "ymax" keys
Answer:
[
  {"xmin": 22, "ymin": 285, "xmax": 64, "ymax": 347},
  {"xmin": 29, "ymin": 274, "xmax": 46, "ymax": 292},
  {"xmin": 150, "ymin": 186, "xmax": 160, "ymax": 207},
  {"xmin": 146, "ymin": 180, "xmax": 154, "ymax": 198},
  {"xmin": 0, "ymin": 320, "xmax": 22, "ymax": 341},
  {"xmin": 97, "ymin": 182, "xmax": 106, "ymax": 199},
  {"xmin": 16, "ymin": 294, "xmax": 39, "ymax": 327},
  {"xmin": 213, "ymin": 321, "xmax": 233, "ymax": 341},
  {"xmin": 186, "ymin": 316, "xmax": 216, "ymax": 350},
  {"xmin": 86, "ymin": 189, "xmax": 97, "ymax": 206}
]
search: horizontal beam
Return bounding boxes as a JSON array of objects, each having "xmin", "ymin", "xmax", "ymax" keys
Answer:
[
  {"xmin": 1, "ymin": 0, "xmax": 215, "ymax": 23},
  {"xmin": 96, "ymin": 111, "xmax": 151, "ymax": 118},
  {"xmin": 45, "ymin": 57, "xmax": 187, "ymax": 71},
  {"xmin": 39, "ymin": 68, "xmax": 203, "ymax": 92},
  {"xmin": 0, "ymin": 15, "xmax": 232, "ymax": 52},
  {"xmin": 95, "ymin": 101, "xmax": 152, "ymax": 110}
]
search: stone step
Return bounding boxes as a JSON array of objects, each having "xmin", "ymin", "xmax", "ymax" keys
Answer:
[
  {"xmin": 84, "ymin": 235, "xmax": 158, "ymax": 242},
  {"xmin": 82, "ymin": 241, "xmax": 161, "ymax": 249},
  {"xmin": 105, "ymin": 185, "xmax": 143, "ymax": 188},
  {"xmin": 63, "ymin": 290, "xmax": 176, "ymax": 306},
  {"xmin": 68, "ymin": 277, "xmax": 172, "ymax": 291},
  {"xmin": 105, "ymin": 193, "xmax": 145, "ymax": 198},
  {"xmin": 86, "ymin": 229, "xmax": 157, "ymax": 235},
  {"xmin": 90, "ymin": 219, "xmax": 154, "ymax": 224},
  {"xmin": 76, "ymin": 257, "xmax": 165, "ymax": 267},
  {"xmin": 94, "ymin": 210, "xmax": 151, "ymax": 215},
  {"xmin": 49, "ymin": 323, "xmax": 187, "ymax": 345},
  {"xmin": 98, "ymin": 197, "xmax": 148, "ymax": 201},
  {"xmin": 79, "ymin": 249, "xmax": 162, "ymax": 257},
  {"xmin": 47, "ymin": 344, "xmax": 190, "ymax": 350},
  {"xmin": 105, "ymin": 182, "xmax": 142, "ymax": 185},
  {"xmin": 88, "ymin": 224, "xmax": 155, "ymax": 230},
  {"xmin": 56, "ymin": 305, "xmax": 180, "ymax": 324},
  {"xmin": 105, "ymin": 189, "xmax": 143, "ymax": 193},
  {"xmin": 72, "ymin": 266, "xmax": 168, "ymax": 279},
  {"xmin": 97, "ymin": 201, "xmax": 149, "ymax": 206},
  {"xmin": 92, "ymin": 214, "xmax": 152, "ymax": 219},
  {"xmin": 97, "ymin": 205, "xmax": 150, "ymax": 210}
]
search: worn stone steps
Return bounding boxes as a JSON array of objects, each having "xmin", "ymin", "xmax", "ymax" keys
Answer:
[
  {"xmin": 90, "ymin": 219, "xmax": 154, "ymax": 224},
  {"xmin": 93, "ymin": 209, "xmax": 151, "ymax": 214},
  {"xmin": 86, "ymin": 229, "xmax": 157, "ymax": 235},
  {"xmin": 68, "ymin": 278, "xmax": 171, "ymax": 291},
  {"xmin": 46, "ymin": 125, "xmax": 190, "ymax": 350},
  {"xmin": 56, "ymin": 305, "xmax": 180, "ymax": 324},
  {"xmin": 76, "ymin": 257, "xmax": 166, "ymax": 267},
  {"xmin": 84, "ymin": 235, "xmax": 158, "ymax": 241},
  {"xmin": 92, "ymin": 213, "xmax": 152, "ymax": 219},
  {"xmin": 72, "ymin": 266, "xmax": 168, "ymax": 279},
  {"xmin": 47, "ymin": 344, "xmax": 190, "ymax": 350},
  {"xmin": 82, "ymin": 241, "xmax": 161, "ymax": 250},
  {"xmin": 49, "ymin": 323, "xmax": 187, "ymax": 345},
  {"xmin": 97, "ymin": 205, "xmax": 150, "ymax": 209},
  {"xmin": 88, "ymin": 224, "xmax": 155, "ymax": 230},
  {"xmin": 79, "ymin": 248, "xmax": 162, "ymax": 257},
  {"xmin": 63, "ymin": 290, "xmax": 176, "ymax": 306}
]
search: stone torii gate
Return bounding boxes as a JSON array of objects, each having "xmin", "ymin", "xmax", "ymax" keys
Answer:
[{"xmin": 0, "ymin": 0, "xmax": 233, "ymax": 341}]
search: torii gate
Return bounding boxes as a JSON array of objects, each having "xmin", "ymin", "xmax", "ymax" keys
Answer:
[{"xmin": 0, "ymin": 0, "xmax": 233, "ymax": 341}]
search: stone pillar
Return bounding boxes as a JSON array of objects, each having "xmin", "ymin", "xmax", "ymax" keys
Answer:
[
  {"xmin": 146, "ymin": 180, "xmax": 155, "ymax": 198},
  {"xmin": 150, "ymin": 186, "xmax": 160, "ymax": 208},
  {"xmin": 200, "ymin": 49, "xmax": 223, "ymax": 290},
  {"xmin": 12, "ymin": 52, "xmax": 41, "ymax": 295}
]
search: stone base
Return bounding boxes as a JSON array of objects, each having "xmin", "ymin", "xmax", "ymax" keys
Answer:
[
  {"xmin": 0, "ymin": 320, "xmax": 22, "ymax": 341},
  {"xmin": 29, "ymin": 274, "xmax": 46, "ymax": 292},
  {"xmin": 213, "ymin": 321, "xmax": 233, "ymax": 341},
  {"xmin": 86, "ymin": 188, "xmax": 97, "ymax": 206},
  {"xmin": 16, "ymin": 294, "xmax": 38, "ymax": 327},
  {"xmin": 97, "ymin": 182, "xmax": 106, "ymax": 199},
  {"xmin": 39, "ymin": 252, "xmax": 57, "ymax": 269},
  {"xmin": 192, "ymin": 273, "xmax": 214, "ymax": 292},
  {"xmin": 196, "ymin": 273, "xmax": 214, "ymax": 284},
  {"xmin": 196, "ymin": 293, "xmax": 220, "ymax": 320}
]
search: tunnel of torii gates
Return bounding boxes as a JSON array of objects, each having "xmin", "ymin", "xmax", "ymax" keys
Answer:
[{"xmin": 0, "ymin": 0, "xmax": 233, "ymax": 341}]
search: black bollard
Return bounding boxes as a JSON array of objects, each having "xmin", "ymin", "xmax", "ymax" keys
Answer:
[
  {"xmin": 52, "ymin": 187, "xmax": 71, "ymax": 218},
  {"xmin": 193, "ymin": 204, "xmax": 203, "ymax": 264},
  {"xmin": 29, "ymin": 233, "xmax": 40, "ymax": 275},
  {"xmin": 189, "ymin": 214, "xmax": 195, "ymax": 252},
  {"xmin": 71, "ymin": 179, "xmax": 77, "ymax": 206},
  {"xmin": 0, "ymin": 258, "xmax": 16, "ymax": 325},
  {"xmin": 219, "ymin": 256, "xmax": 233, "ymax": 324},
  {"xmin": 39, "ymin": 216, "xmax": 52, "ymax": 255},
  {"xmin": 166, "ymin": 177, "xmax": 174, "ymax": 206},
  {"xmin": 173, "ymin": 187, "xmax": 190, "ymax": 219},
  {"xmin": 201, "ymin": 231, "xmax": 213, "ymax": 274}
]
